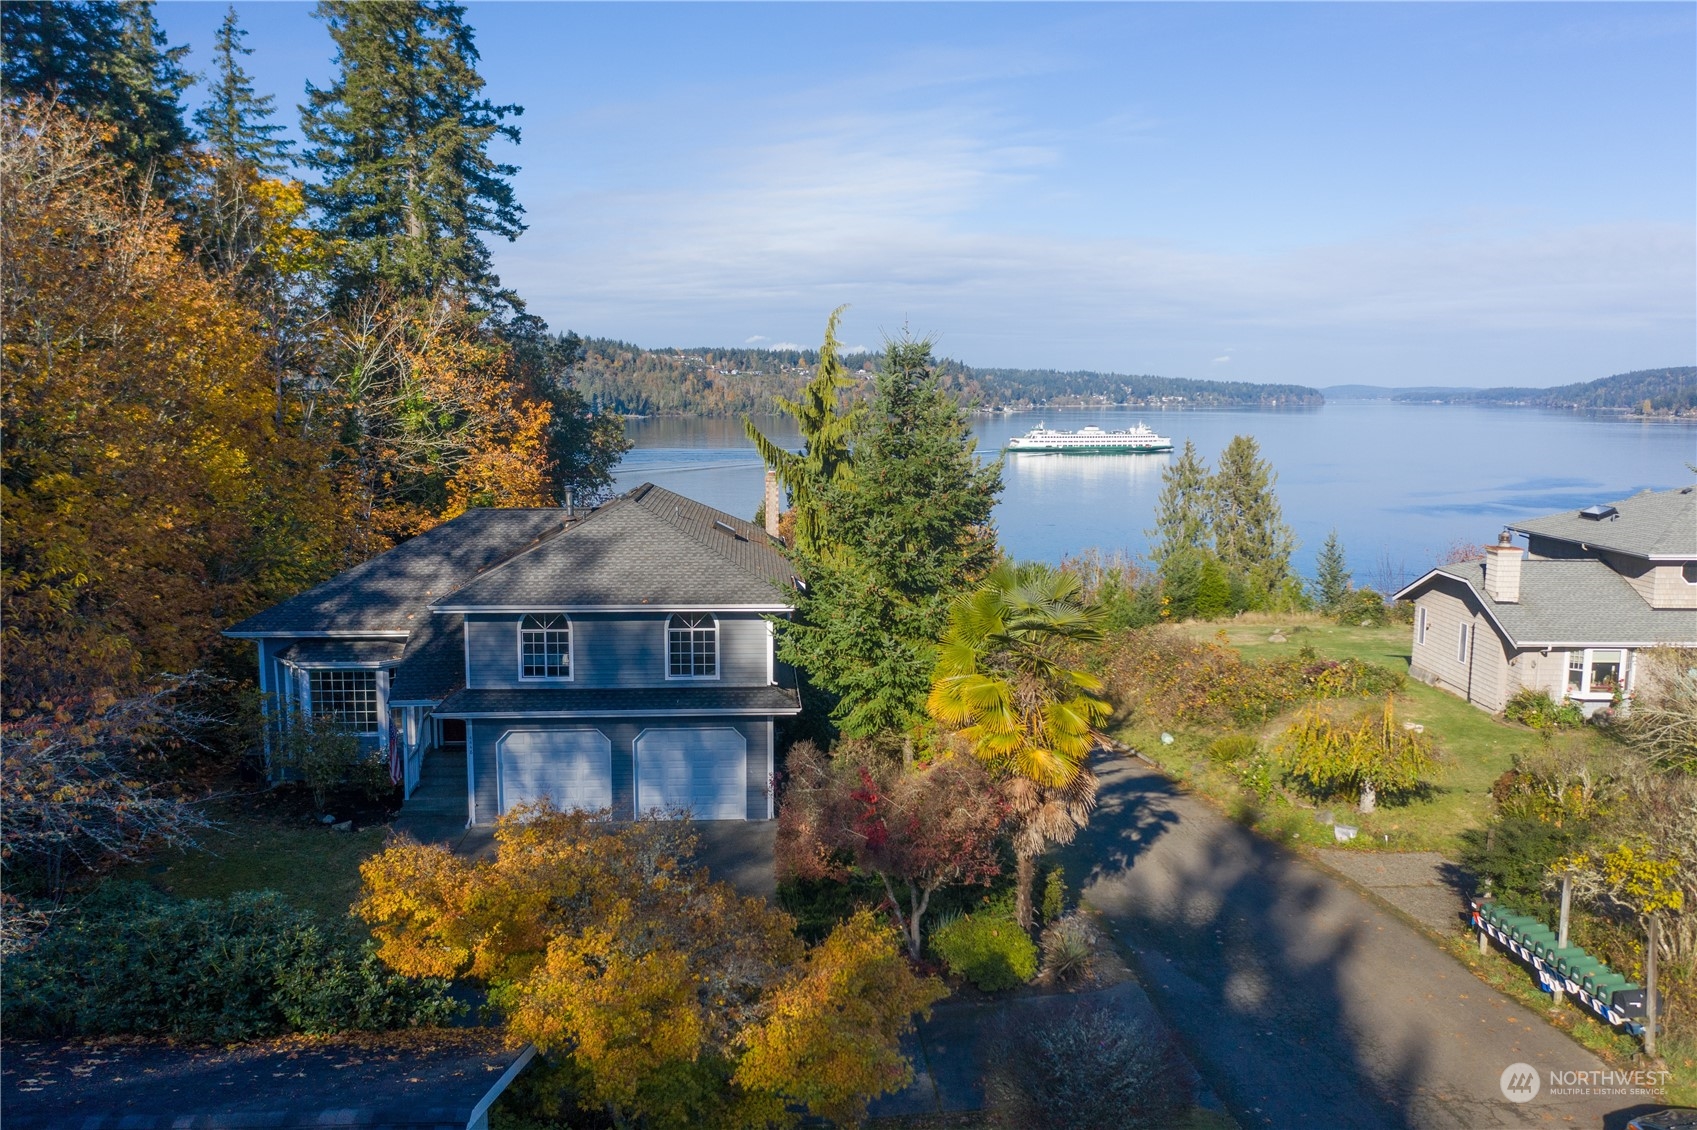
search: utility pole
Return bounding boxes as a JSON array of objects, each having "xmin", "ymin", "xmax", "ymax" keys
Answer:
[{"xmin": 1552, "ymin": 873, "xmax": 1572, "ymax": 1005}]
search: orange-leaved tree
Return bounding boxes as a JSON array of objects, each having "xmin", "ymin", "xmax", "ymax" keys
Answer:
[
  {"xmin": 1, "ymin": 97, "xmax": 340, "ymax": 703},
  {"xmin": 356, "ymin": 806, "xmax": 943, "ymax": 1128}
]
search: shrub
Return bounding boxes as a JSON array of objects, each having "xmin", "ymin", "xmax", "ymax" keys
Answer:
[
  {"xmin": 929, "ymin": 907, "xmax": 1038, "ymax": 992},
  {"xmin": 1206, "ymin": 733, "xmax": 1259, "ymax": 764},
  {"xmin": 1039, "ymin": 914, "xmax": 1099, "ymax": 983},
  {"xmin": 983, "ymin": 999, "xmax": 1189, "ymax": 1129},
  {"xmin": 1334, "ymin": 587, "xmax": 1389, "ymax": 627},
  {"xmin": 270, "ymin": 711, "xmax": 392, "ymax": 809},
  {"xmin": 1277, "ymin": 699, "xmax": 1439, "ymax": 812},
  {"xmin": 1040, "ymin": 866, "xmax": 1066, "ymax": 923},
  {"xmin": 2, "ymin": 884, "xmax": 456, "ymax": 1040},
  {"xmin": 1503, "ymin": 688, "xmax": 1586, "ymax": 732},
  {"xmin": 1234, "ymin": 750, "xmax": 1282, "ymax": 800}
]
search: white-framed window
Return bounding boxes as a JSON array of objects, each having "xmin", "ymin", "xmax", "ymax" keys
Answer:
[
  {"xmin": 1564, "ymin": 648, "xmax": 1629, "ymax": 696},
  {"xmin": 668, "ymin": 614, "xmax": 718, "ymax": 679},
  {"xmin": 308, "ymin": 669, "xmax": 379, "ymax": 733},
  {"xmin": 1456, "ymin": 623, "xmax": 1470, "ymax": 664},
  {"xmin": 520, "ymin": 614, "xmax": 571, "ymax": 679},
  {"xmin": 1416, "ymin": 606, "xmax": 1428, "ymax": 646}
]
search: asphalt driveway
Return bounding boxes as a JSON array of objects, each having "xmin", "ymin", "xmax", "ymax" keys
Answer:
[{"xmin": 1057, "ymin": 751, "xmax": 1657, "ymax": 1129}]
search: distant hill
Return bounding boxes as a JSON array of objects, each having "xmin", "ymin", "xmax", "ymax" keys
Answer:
[
  {"xmin": 569, "ymin": 337, "xmax": 1324, "ymax": 416},
  {"xmin": 1320, "ymin": 368, "xmax": 1696, "ymax": 416}
]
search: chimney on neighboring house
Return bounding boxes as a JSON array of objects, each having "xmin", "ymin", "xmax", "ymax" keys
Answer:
[
  {"xmin": 562, "ymin": 488, "xmax": 575, "ymax": 518},
  {"xmin": 763, "ymin": 471, "xmax": 782, "ymax": 539},
  {"xmin": 1484, "ymin": 530, "xmax": 1521, "ymax": 603}
]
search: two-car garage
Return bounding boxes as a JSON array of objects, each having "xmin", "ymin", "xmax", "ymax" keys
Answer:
[{"xmin": 492, "ymin": 723, "xmax": 752, "ymax": 821}]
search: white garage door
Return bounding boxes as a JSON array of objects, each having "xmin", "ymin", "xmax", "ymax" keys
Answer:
[
  {"xmin": 498, "ymin": 729, "xmax": 613, "ymax": 814},
  {"xmin": 635, "ymin": 728, "xmax": 747, "ymax": 820}
]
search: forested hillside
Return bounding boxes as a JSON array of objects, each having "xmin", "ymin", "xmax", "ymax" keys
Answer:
[
  {"xmin": 570, "ymin": 337, "xmax": 1321, "ymax": 415},
  {"xmin": 1389, "ymin": 366, "xmax": 1696, "ymax": 414}
]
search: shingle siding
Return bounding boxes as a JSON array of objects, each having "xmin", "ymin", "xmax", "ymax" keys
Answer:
[{"xmin": 465, "ymin": 612, "xmax": 772, "ymax": 690}]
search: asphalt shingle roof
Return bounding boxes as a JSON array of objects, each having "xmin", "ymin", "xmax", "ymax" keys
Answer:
[
  {"xmin": 274, "ymin": 640, "xmax": 405, "ymax": 666},
  {"xmin": 387, "ymin": 614, "xmax": 466, "ymax": 704},
  {"xmin": 434, "ymin": 684, "xmax": 803, "ymax": 717},
  {"xmin": 225, "ymin": 509, "xmax": 573, "ymax": 636},
  {"xmin": 1420, "ymin": 558, "xmax": 1697, "ymax": 646},
  {"xmin": 433, "ymin": 484, "xmax": 798, "ymax": 611},
  {"xmin": 1510, "ymin": 486, "xmax": 1697, "ymax": 559}
]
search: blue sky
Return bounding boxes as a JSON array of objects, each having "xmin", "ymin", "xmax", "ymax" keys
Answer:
[{"xmin": 155, "ymin": 2, "xmax": 1695, "ymax": 387}]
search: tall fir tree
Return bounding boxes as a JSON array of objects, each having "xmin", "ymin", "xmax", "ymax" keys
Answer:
[
  {"xmin": 779, "ymin": 335, "xmax": 1002, "ymax": 738},
  {"xmin": 194, "ymin": 7, "xmax": 291, "ymax": 175},
  {"xmin": 744, "ymin": 305, "xmax": 860, "ymax": 556},
  {"xmin": 1, "ymin": 0, "xmax": 192, "ymax": 185},
  {"xmin": 300, "ymin": 0, "xmax": 524, "ymax": 307},
  {"xmin": 1146, "ymin": 439, "xmax": 1211, "ymax": 568},
  {"xmin": 1210, "ymin": 434, "xmax": 1295, "ymax": 599},
  {"xmin": 1313, "ymin": 528, "xmax": 1351, "ymax": 611}
]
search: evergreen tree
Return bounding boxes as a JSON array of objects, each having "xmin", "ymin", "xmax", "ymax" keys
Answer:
[
  {"xmin": 301, "ymin": 0, "xmax": 524, "ymax": 307},
  {"xmin": 1313, "ymin": 528, "xmax": 1351, "ymax": 611},
  {"xmin": 2, "ymin": 0, "xmax": 192, "ymax": 183},
  {"xmin": 1146, "ymin": 439, "xmax": 1211, "ymax": 568},
  {"xmin": 1195, "ymin": 554, "xmax": 1232, "ymax": 619},
  {"xmin": 779, "ymin": 335, "xmax": 1002, "ymax": 737},
  {"xmin": 744, "ymin": 305, "xmax": 860, "ymax": 555},
  {"xmin": 1210, "ymin": 434, "xmax": 1295, "ymax": 601},
  {"xmin": 193, "ymin": 7, "xmax": 291, "ymax": 175}
]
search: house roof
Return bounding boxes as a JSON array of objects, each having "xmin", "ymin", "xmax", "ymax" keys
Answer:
[
  {"xmin": 275, "ymin": 640, "xmax": 406, "ymax": 667},
  {"xmin": 433, "ymin": 684, "xmax": 803, "ymax": 718},
  {"xmin": 1509, "ymin": 486, "xmax": 1697, "ymax": 560},
  {"xmin": 1396, "ymin": 558, "xmax": 1697, "ymax": 647},
  {"xmin": 387, "ymin": 614, "xmax": 466, "ymax": 705},
  {"xmin": 431, "ymin": 484, "xmax": 798, "ymax": 612},
  {"xmin": 0, "ymin": 1031, "xmax": 534, "ymax": 1130},
  {"xmin": 225, "ymin": 509, "xmax": 573, "ymax": 637}
]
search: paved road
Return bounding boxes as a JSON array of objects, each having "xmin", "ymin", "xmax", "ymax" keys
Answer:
[{"xmin": 1058, "ymin": 751, "xmax": 1660, "ymax": 1130}]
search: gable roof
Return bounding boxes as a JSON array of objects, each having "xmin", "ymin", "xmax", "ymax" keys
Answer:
[
  {"xmin": 1510, "ymin": 486, "xmax": 1697, "ymax": 560},
  {"xmin": 431, "ymin": 484, "xmax": 797, "ymax": 612},
  {"xmin": 224, "ymin": 509, "xmax": 573, "ymax": 637},
  {"xmin": 1395, "ymin": 558, "xmax": 1697, "ymax": 647}
]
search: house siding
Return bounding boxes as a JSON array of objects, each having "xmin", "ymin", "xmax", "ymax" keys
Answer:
[
  {"xmin": 468, "ymin": 716, "xmax": 772, "ymax": 824},
  {"xmin": 463, "ymin": 612, "xmax": 773, "ymax": 690},
  {"xmin": 1409, "ymin": 581, "xmax": 1505, "ymax": 710}
]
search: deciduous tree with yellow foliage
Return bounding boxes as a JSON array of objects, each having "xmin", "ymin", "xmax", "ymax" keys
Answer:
[{"xmin": 356, "ymin": 806, "xmax": 943, "ymax": 1128}]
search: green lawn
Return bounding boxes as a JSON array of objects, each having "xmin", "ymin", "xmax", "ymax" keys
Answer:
[
  {"xmin": 109, "ymin": 811, "xmax": 390, "ymax": 926},
  {"xmin": 1113, "ymin": 616, "xmax": 1612, "ymax": 857}
]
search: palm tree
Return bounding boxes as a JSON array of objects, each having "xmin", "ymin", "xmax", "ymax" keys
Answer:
[{"xmin": 928, "ymin": 562, "xmax": 1111, "ymax": 928}]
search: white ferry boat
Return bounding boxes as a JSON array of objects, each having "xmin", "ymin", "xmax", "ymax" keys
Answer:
[{"xmin": 1004, "ymin": 422, "xmax": 1173, "ymax": 454}]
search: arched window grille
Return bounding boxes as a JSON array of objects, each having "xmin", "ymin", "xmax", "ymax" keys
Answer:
[
  {"xmin": 520, "ymin": 614, "xmax": 571, "ymax": 678},
  {"xmin": 668, "ymin": 614, "xmax": 717, "ymax": 678}
]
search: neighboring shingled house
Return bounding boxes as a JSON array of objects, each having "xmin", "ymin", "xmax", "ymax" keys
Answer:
[
  {"xmin": 225, "ymin": 484, "xmax": 802, "ymax": 824},
  {"xmin": 1394, "ymin": 485, "xmax": 1697, "ymax": 714}
]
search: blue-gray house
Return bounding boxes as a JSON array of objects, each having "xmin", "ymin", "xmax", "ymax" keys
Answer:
[{"xmin": 224, "ymin": 484, "xmax": 802, "ymax": 824}]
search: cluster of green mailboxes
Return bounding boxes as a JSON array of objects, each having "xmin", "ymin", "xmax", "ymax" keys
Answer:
[{"xmin": 1473, "ymin": 900, "xmax": 1651, "ymax": 1028}]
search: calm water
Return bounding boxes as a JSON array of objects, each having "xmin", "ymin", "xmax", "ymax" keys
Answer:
[{"xmin": 613, "ymin": 405, "xmax": 1696, "ymax": 588}]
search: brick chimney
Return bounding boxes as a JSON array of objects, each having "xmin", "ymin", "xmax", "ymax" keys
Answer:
[
  {"xmin": 763, "ymin": 471, "xmax": 782, "ymax": 539},
  {"xmin": 1484, "ymin": 530, "xmax": 1521, "ymax": 603}
]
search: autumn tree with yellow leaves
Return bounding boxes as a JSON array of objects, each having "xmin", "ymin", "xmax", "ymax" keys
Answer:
[{"xmin": 356, "ymin": 806, "xmax": 944, "ymax": 1128}]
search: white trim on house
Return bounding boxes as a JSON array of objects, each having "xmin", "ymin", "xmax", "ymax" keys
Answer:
[
  {"xmin": 517, "ymin": 613, "xmax": 575, "ymax": 682},
  {"xmin": 1394, "ymin": 566, "xmax": 1692, "ymax": 648},
  {"xmin": 664, "ymin": 613, "xmax": 721, "ymax": 682},
  {"xmin": 465, "ymin": 725, "xmax": 478, "ymax": 828},
  {"xmin": 467, "ymin": 1045, "xmax": 538, "ymax": 1130}
]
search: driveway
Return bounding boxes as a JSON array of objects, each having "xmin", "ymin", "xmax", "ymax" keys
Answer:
[{"xmin": 1057, "ymin": 751, "xmax": 1652, "ymax": 1129}]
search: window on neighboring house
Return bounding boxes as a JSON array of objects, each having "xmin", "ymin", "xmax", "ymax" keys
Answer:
[
  {"xmin": 309, "ymin": 669, "xmax": 378, "ymax": 733},
  {"xmin": 1566, "ymin": 654, "xmax": 1584, "ymax": 695},
  {"xmin": 1588, "ymin": 650, "xmax": 1623, "ymax": 695},
  {"xmin": 1416, "ymin": 606, "xmax": 1428, "ymax": 646},
  {"xmin": 1456, "ymin": 623, "xmax": 1470, "ymax": 664},
  {"xmin": 668, "ymin": 614, "xmax": 718, "ymax": 678},
  {"xmin": 520, "ymin": 614, "xmax": 571, "ymax": 679}
]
